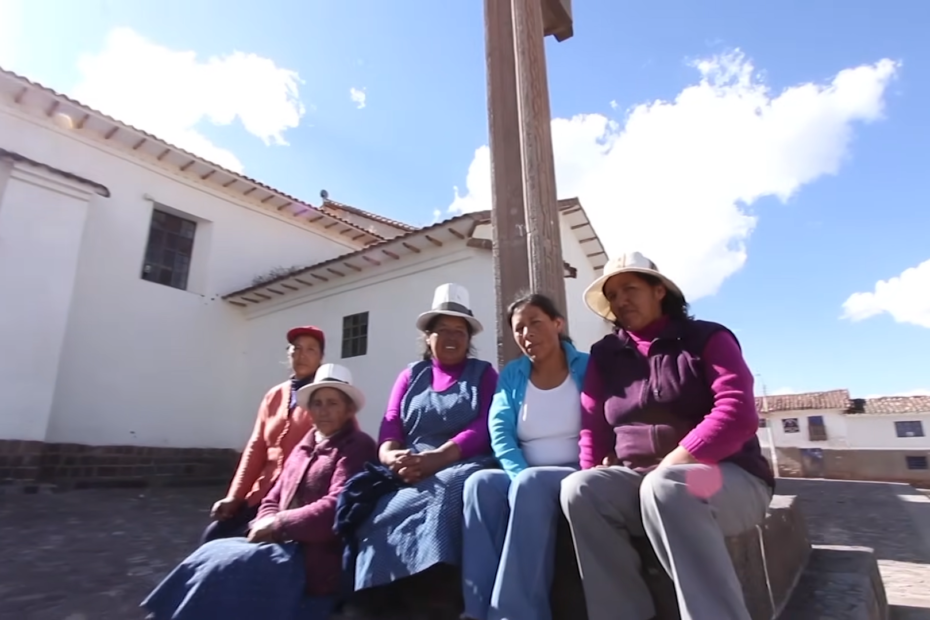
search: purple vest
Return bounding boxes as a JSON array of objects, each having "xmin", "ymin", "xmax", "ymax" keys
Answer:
[{"xmin": 590, "ymin": 318, "xmax": 774, "ymax": 488}]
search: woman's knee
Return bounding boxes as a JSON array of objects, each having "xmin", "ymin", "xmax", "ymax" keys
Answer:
[
  {"xmin": 640, "ymin": 465, "xmax": 697, "ymax": 509},
  {"xmin": 558, "ymin": 469, "xmax": 600, "ymax": 513},
  {"xmin": 464, "ymin": 469, "xmax": 510, "ymax": 510}
]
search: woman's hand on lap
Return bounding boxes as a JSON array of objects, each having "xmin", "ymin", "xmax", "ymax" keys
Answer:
[
  {"xmin": 210, "ymin": 497, "xmax": 244, "ymax": 520},
  {"xmin": 383, "ymin": 449, "xmax": 414, "ymax": 473},
  {"xmin": 658, "ymin": 446, "xmax": 698, "ymax": 469},
  {"xmin": 247, "ymin": 515, "xmax": 278, "ymax": 543}
]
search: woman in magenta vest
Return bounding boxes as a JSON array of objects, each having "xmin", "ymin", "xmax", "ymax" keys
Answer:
[{"xmin": 560, "ymin": 252, "xmax": 774, "ymax": 620}]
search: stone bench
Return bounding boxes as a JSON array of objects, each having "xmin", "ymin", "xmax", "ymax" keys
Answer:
[
  {"xmin": 779, "ymin": 546, "xmax": 888, "ymax": 620},
  {"xmin": 337, "ymin": 494, "xmax": 888, "ymax": 620},
  {"xmin": 552, "ymin": 494, "xmax": 813, "ymax": 620}
]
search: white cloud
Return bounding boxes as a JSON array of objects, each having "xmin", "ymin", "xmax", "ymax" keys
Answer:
[
  {"xmin": 842, "ymin": 258, "xmax": 930, "ymax": 328},
  {"xmin": 350, "ymin": 87, "xmax": 367, "ymax": 109},
  {"xmin": 71, "ymin": 27, "xmax": 306, "ymax": 172},
  {"xmin": 0, "ymin": 0, "xmax": 24, "ymax": 70},
  {"xmin": 448, "ymin": 50, "xmax": 898, "ymax": 300}
]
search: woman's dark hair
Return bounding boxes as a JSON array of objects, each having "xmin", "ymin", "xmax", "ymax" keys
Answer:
[
  {"xmin": 420, "ymin": 315, "xmax": 477, "ymax": 361},
  {"xmin": 506, "ymin": 292, "xmax": 573, "ymax": 344},
  {"xmin": 626, "ymin": 273, "xmax": 692, "ymax": 321}
]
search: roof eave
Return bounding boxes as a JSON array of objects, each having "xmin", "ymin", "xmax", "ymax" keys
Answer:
[
  {"xmin": 0, "ymin": 67, "xmax": 382, "ymax": 248},
  {"xmin": 222, "ymin": 212, "xmax": 485, "ymax": 306}
]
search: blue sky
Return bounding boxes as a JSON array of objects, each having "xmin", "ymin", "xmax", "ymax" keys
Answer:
[{"xmin": 2, "ymin": 0, "xmax": 928, "ymax": 397}]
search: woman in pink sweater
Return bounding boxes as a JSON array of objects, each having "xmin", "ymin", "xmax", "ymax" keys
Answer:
[
  {"xmin": 560, "ymin": 252, "xmax": 774, "ymax": 620},
  {"xmin": 142, "ymin": 364, "xmax": 377, "ymax": 620}
]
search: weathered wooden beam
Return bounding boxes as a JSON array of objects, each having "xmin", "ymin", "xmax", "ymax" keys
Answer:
[
  {"xmin": 486, "ymin": 0, "xmax": 531, "ymax": 367},
  {"xmin": 512, "ymin": 0, "xmax": 568, "ymax": 327},
  {"xmin": 541, "ymin": 0, "xmax": 573, "ymax": 41}
]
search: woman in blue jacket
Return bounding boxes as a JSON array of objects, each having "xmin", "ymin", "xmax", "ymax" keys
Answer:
[{"xmin": 460, "ymin": 293, "xmax": 589, "ymax": 620}]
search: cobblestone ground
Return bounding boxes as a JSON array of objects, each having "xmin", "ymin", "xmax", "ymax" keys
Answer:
[
  {"xmin": 777, "ymin": 478, "xmax": 930, "ymax": 617},
  {"xmin": 0, "ymin": 479, "xmax": 928, "ymax": 620}
]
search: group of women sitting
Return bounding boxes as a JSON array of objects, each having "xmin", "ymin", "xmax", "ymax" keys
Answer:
[{"xmin": 141, "ymin": 251, "xmax": 774, "ymax": 620}]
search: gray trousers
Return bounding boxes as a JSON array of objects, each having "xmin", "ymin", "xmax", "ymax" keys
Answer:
[{"xmin": 559, "ymin": 463, "xmax": 772, "ymax": 620}]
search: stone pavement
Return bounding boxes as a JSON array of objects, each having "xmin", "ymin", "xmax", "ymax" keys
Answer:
[{"xmin": 0, "ymin": 479, "xmax": 927, "ymax": 620}]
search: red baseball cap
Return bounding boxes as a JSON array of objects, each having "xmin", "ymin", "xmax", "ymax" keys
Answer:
[{"xmin": 286, "ymin": 326, "xmax": 325, "ymax": 350}]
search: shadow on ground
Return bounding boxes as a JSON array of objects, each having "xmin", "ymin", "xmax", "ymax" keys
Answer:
[{"xmin": 0, "ymin": 478, "xmax": 928, "ymax": 619}]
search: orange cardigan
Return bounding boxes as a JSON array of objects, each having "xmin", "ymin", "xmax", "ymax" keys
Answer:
[{"xmin": 227, "ymin": 381, "xmax": 314, "ymax": 506}]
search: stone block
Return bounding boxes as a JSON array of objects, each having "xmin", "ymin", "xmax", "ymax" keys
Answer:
[
  {"xmin": 635, "ymin": 495, "xmax": 812, "ymax": 620},
  {"xmin": 336, "ymin": 495, "xmax": 814, "ymax": 620},
  {"xmin": 760, "ymin": 494, "xmax": 811, "ymax": 615},
  {"xmin": 778, "ymin": 546, "xmax": 889, "ymax": 620}
]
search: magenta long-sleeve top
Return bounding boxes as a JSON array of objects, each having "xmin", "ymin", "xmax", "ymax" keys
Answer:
[
  {"xmin": 579, "ymin": 316, "xmax": 758, "ymax": 469},
  {"xmin": 378, "ymin": 357, "xmax": 498, "ymax": 459}
]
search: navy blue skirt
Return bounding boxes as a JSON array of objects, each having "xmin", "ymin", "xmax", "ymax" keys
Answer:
[{"xmin": 141, "ymin": 538, "xmax": 335, "ymax": 620}]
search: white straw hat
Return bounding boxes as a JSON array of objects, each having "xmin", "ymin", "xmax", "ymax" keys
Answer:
[
  {"xmin": 295, "ymin": 363, "xmax": 365, "ymax": 412},
  {"xmin": 583, "ymin": 252, "xmax": 684, "ymax": 321},
  {"xmin": 415, "ymin": 283, "xmax": 483, "ymax": 334}
]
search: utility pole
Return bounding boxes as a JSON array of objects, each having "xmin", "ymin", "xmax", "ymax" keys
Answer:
[
  {"xmin": 483, "ymin": 0, "xmax": 573, "ymax": 367},
  {"xmin": 484, "ymin": 0, "xmax": 530, "ymax": 367},
  {"xmin": 757, "ymin": 374, "xmax": 780, "ymax": 477}
]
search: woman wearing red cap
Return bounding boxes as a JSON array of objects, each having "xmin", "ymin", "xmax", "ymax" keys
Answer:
[{"xmin": 200, "ymin": 325, "xmax": 326, "ymax": 544}]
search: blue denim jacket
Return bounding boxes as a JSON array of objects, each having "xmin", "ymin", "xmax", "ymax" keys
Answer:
[{"xmin": 488, "ymin": 341, "xmax": 589, "ymax": 479}]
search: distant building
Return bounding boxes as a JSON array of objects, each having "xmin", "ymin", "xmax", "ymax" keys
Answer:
[
  {"xmin": 0, "ymin": 67, "xmax": 610, "ymax": 485},
  {"xmin": 756, "ymin": 390, "xmax": 930, "ymax": 485}
]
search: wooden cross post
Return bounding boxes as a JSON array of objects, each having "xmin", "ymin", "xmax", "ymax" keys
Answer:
[{"xmin": 484, "ymin": 0, "xmax": 573, "ymax": 367}]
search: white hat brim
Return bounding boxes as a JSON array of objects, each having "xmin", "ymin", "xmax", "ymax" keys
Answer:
[
  {"xmin": 295, "ymin": 381, "xmax": 366, "ymax": 412},
  {"xmin": 583, "ymin": 266, "xmax": 684, "ymax": 321},
  {"xmin": 415, "ymin": 310, "xmax": 484, "ymax": 335}
]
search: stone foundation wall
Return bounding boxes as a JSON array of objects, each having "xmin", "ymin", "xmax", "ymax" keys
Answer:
[
  {"xmin": 766, "ymin": 447, "xmax": 930, "ymax": 486},
  {"xmin": 0, "ymin": 439, "xmax": 239, "ymax": 488}
]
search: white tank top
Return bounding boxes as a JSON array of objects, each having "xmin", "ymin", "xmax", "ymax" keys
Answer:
[{"xmin": 517, "ymin": 374, "xmax": 582, "ymax": 467}]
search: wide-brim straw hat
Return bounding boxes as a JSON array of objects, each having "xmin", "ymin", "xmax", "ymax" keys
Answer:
[
  {"xmin": 583, "ymin": 251, "xmax": 684, "ymax": 321},
  {"xmin": 295, "ymin": 363, "xmax": 365, "ymax": 412},
  {"xmin": 415, "ymin": 283, "xmax": 483, "ymax": 334}
]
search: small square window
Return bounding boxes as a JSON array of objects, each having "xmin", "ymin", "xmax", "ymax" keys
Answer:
[
  {"xmin": 905, "ymin": 455, "xmax": 928, "ymax": 470},
  {"xmin": 807, "ymin": 415, "xmax": 827, "ymax": 441},
  {"xmin": 341, "ymin": 312, "xmax": 369, "ymax": 359},
  {"xmin": 758, "ymin": 418, "xmax": 767, "ymax": 429},
  {"xmin": 895, "ymin": 421, "xmax": 925, "ymax": 439},
  {"xmin": 782, "ymin": 418, "xmax": 800, "ymax": 434},
  {"xmin": 141, "ymin": 208, "xmax": 196, "ymax": 291}
]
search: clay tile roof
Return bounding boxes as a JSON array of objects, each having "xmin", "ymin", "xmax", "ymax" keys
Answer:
[
  {"xmin": 860, "ymin": 396, "xmax": 930, "ymax": 415},
  {"xmin": 755, "ymin": 389, "xmax": 851, "ymax": 413},
  {"xmin": 321, "ymin": 199, "xmax": 417, "ymax": 233}
]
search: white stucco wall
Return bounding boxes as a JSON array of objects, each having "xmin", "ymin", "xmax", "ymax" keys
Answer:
[
  {"xmin": 756, "ymin": 410, "xmax": 849, "ymax": 449},
  {"xmin": 464, "ymin": 217, "xmax": 607, "ymax": 353},
  {"xmin": 239, "ymin": 247, "xmax": 496, "ymax": 438},
  {"xmin": 757, "ymin": 410, "xmax": 930, "ymax": 450},
  {"xmin": 0, "ymin": 104, "xmax": 357, "ymax": 449},
  {"xmin": 559, "ymin": 218, "xmax": 610, "ymax": 352},
  {"xmin": 844, "ymin": 414, "xmax": 930, "ymax": 450},
  {"xmin": 0, "ymin": 162, "xmax": 95, "ymax": 441}
]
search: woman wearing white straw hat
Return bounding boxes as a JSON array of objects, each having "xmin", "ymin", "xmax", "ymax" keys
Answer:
[
  {"xmin": 559, "ymin": 252, "xmax": 773, "ymax": 620},
  {"xmin": 349, "ymin": 283, "xmax": 498, "ymax": 607},
  {"xmin": 202, "ymin": 325, "xmax": 326, "ymax": 545},
  {"xmin": 142, "ymin": 364, "xmax": 376, "ymax": 620}
]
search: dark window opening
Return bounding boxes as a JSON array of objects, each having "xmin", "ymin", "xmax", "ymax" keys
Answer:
[
  {"xmin": 341, "ymin": 312, "xmax": 369, "ymax": 359},
  {"xmin": 141, "ymin": 208, "xmax": 196, "ymax": 290},
  {"xmin": 905, "ymin": 455, "xmax": 928, "ymax": 470},
  {"xmin": 808, "ymin": 415, "xmax": 827, "ymax": 442},
  {"xmin": 758, "ymin": 418, "xmax": 767, "ymax": 429},
  {"xmin": 895, "ymin": 421, "xmax": 925, "ymax": 438}
]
